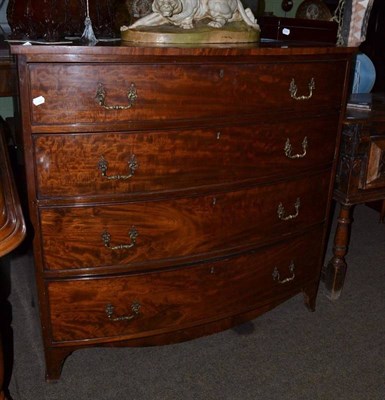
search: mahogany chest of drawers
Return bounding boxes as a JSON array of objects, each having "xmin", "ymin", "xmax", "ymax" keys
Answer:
[{"xmin": 11, "ymin": 43, "xmax": 355, "ymax": 381}]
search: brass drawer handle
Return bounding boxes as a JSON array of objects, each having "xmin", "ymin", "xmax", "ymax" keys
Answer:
[
  {"xmin": 284, "ymin": 137, "xmax": 308, "ymax": 159},
  {"xmin": 105, "ymin": 302, "xmax": 141, "ymax": 322},
  {"xmin": 272, "ymin": 261, "xmax": 295, "ymax": 284},
  {"xmin": 95, "ymin": 82, "xmax": 137, "ymax": 110},
  {"xmin": 98, "ymin": 154, "xmax": 138, "ymax": 180},
  {"xmin": 277, "ymin": 197, "xmax": 301, "ymax": 221},
  {"xmin": 101, "ymin": 226, "xmax": 138, "ymax": 250},
  {"xmin": 289, "ymin": 78, "xmax": 315, "ymax": 101}
]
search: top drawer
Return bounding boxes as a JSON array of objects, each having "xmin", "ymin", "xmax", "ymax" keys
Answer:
[{"xmin": 28, "ymin": 61, "xmax": 347, "ymax": 128}]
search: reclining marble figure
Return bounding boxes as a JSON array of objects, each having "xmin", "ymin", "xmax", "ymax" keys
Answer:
[{"xmin": 128, "ymin": 0, "xmax": 260, "ymax": 30}]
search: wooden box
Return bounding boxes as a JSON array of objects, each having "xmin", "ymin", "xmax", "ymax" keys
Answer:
[{"xmin": 259, "ymin": 16, "xmax": 338, "ymax": 44}]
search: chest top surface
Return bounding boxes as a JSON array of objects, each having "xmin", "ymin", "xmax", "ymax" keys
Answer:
[{"xmin": 10, "ymin": 40, "xmax": 355, "ymax": 59}]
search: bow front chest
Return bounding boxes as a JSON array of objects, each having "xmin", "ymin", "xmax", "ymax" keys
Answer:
[{"xmin": 11, "ymin": 43, "xmax": 355, "ymax": 380}]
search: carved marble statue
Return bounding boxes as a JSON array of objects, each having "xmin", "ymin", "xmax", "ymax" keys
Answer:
[{"xmin": 128, "ymin": 0, "xmax": 259, "ymax": 30}]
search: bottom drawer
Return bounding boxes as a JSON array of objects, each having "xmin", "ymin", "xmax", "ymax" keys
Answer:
[{"xmin": 48, "ymin": 227, "xmax": 324, "ymax": 344}]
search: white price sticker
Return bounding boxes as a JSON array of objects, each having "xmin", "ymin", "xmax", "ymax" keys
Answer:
[
  {"xmin": 282, "ymin": 28, "xmax": 291, "ymax": 36},
  {"xmin": 33, "ymin": 96, "xmax": 45, "ymax": 106}
]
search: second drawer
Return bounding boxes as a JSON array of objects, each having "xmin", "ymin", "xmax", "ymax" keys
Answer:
[{"xmin": 34, "ymin": 117, "xmax": 339, "ymax": 198}]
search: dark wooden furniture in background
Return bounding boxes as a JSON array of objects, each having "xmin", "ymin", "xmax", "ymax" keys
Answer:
[
  {"xmin": 11, "ymin": 42, "xmax": 354, "ymax": 381},
  {"xmin": 6, "ymin": 0, "xmax": 130, "ymax": 41},
  {"xmin": 0, "ymin": 33, "xmax": 20, "ymax": 159},
  {"xmin": 0, "ymin": 31, "xmax": 25, "ymax": 400},
  {"xmin": 0, "ymin": 56, "xmax": 17, "ymax": 99},
  {"xmin": 0, "ymin": 120, "xmax": 26, "ymax": 400},
  {"xmin": 0, "ymin": 33, "xmax": 17, "ymax": 99},
  {"xmin": 323, "ymin": 93, "xmax": 385, "ymax": 300}
]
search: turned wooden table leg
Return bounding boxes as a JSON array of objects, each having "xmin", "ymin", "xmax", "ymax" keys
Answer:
[{"xmin": 323, "ymin": 203, "xmax": 353, "ymax": 300}]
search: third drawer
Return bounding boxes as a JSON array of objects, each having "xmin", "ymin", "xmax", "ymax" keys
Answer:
[{"xmin": 39, "ymin": 170, "xmax": 331, "ymax": 271}]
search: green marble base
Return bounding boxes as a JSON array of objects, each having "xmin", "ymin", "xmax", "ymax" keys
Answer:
[{"xmin": 121, "ymin": 20, "xmax": 260, "ymax": 44}]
